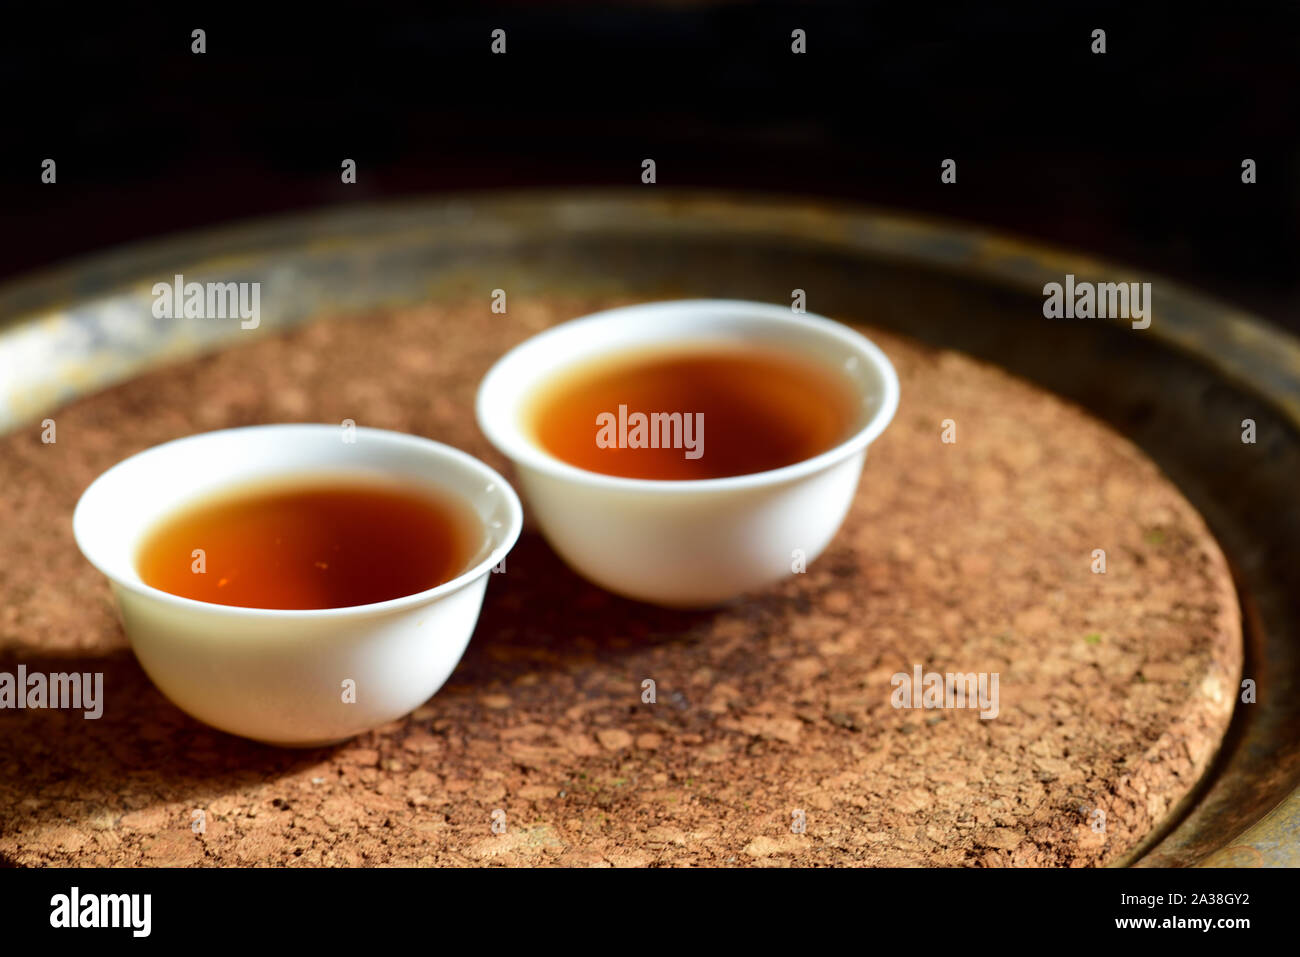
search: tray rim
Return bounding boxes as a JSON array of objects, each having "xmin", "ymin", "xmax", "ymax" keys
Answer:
[{"xmin": 4, "ymin": 190, "xmax": 1299, "ymax": 430}]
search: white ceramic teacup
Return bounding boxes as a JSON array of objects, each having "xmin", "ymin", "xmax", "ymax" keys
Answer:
[
  {"xmin": 476, "ymin": 299, "xmax": 899, "ymax": 607},
  {"xmin": 73, "ymin": 424, "xmax": 522, "ymax": 747}
]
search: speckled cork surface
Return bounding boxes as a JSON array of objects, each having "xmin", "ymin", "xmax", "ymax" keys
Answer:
[{"xmin": 0, "ymin": 297, "xmax": 1241, "ymax": 867}]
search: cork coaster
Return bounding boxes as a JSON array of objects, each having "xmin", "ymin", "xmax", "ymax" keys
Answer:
[{"xmin": 0, "ymin": 297, "xmax": 1241, "ymax": 866}]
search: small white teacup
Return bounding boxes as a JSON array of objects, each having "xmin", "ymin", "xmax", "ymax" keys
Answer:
[
  {"xmin": 476, "ymin": 299, "xmax": 899, "ymax": 607},
  {"xmin": 73, "ymin": 424, "xmax": 522, "ymax": 747}
]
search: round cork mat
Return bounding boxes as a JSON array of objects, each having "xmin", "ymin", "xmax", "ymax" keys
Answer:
[{"xmin": 0, "ymin": 297, "xmax": 1241, "ymax": 867}]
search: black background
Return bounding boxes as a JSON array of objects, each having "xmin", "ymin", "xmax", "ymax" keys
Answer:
[
  {"xmin": 2, "ymin": 2, "xmax": 1297, "ymax": 332},
  {"xmin": 0, "ymin": 864, "xmax": 1277, "ymax": 941}
]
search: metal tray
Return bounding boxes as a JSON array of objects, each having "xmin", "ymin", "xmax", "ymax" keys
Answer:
[{"xmin": 1, "ymin": 191, "xmax": 1296, "ymax": 866}]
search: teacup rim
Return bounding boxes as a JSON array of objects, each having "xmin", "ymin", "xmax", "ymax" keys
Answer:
[
  {"xmin": 72, "ymin": 424, "xmax": 524, "ymax": 619},
  {"xmin": 475, "ymin": 298, "xmax": 901, "ymax": 493}
]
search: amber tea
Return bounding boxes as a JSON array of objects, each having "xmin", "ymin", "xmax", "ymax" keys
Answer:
[
  {"xmin": 525, "ymin": 342, "xmax": 860, "ymax": 480},
  {"xmin": 136, "ymin": 476, "xmax": 481, "ymax": 610}
]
